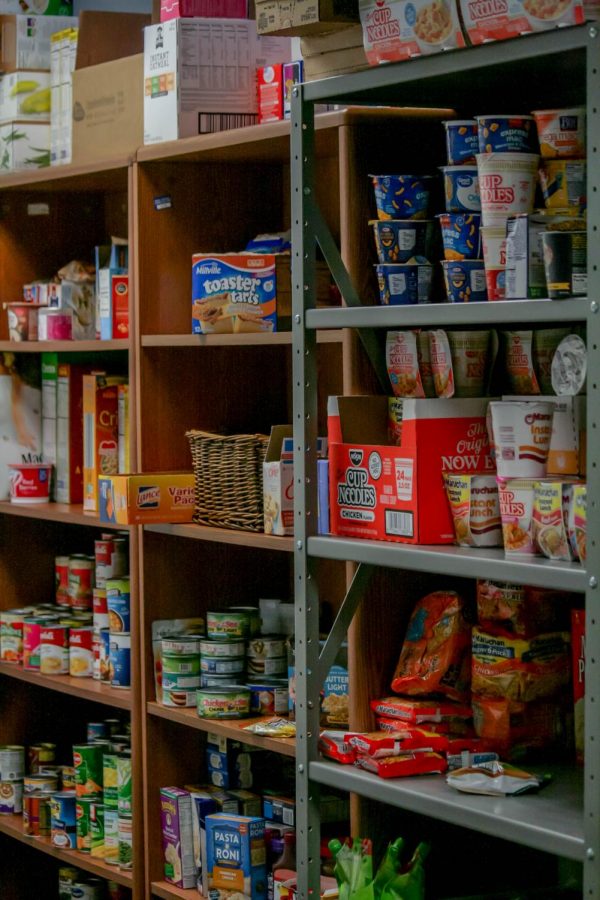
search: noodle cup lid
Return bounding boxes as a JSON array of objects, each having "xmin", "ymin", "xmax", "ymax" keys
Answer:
[{"xmin": 551, "ymin": 334, "xmax": 587, "ymax": 396}]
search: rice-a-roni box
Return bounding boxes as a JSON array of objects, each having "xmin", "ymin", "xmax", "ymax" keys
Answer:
[
  {"xmin": 192, "ymin": 254, "xmax": 277, "ymax": 334},
  {"xmin": 328, "ymin": 395, "xmax": 493, "ymax": 544},
  {"xmin": 205, "ymin": 813, "xmax": 267, "ymax": 900},
  {"xmin": 459, "ymin": 0, "xmax": 584, "ymax": 45},
  {"xmin": 359, "ymin": 0, "xmax": 464, "ymax": 64}
]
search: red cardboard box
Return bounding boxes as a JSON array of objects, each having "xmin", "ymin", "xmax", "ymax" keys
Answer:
[
  {"xmin": 257, "ymin": 63, "xmax": 284, "ymax": 123},
  {"xmin": 328, "ymin": 396, "xmax": 493, "ymax": 545},
  {"xmin": 160, "ymin": 0, "xmax": 248, "ymax": 20},
  {"xmin": 56, "ymin": 363, "xmax": 94, "ymax": 505},
  {"xmin": 112, "ymin": 274, "xmax": 129, "ymax": 339}
]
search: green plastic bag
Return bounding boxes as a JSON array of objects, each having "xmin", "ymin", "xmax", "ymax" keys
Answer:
[{"xmin": 329, "ymin": 838, "xmax": 374, "ymax": 900}]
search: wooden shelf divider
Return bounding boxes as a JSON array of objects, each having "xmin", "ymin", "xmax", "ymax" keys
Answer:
[{"xmin": 0, "ymin": 340, "xmax": 130, "ymax": 353}]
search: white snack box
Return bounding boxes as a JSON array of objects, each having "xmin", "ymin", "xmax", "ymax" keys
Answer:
[{"xmin": 0, "ymin": 119, "xmax": 49, "ymax": 170}]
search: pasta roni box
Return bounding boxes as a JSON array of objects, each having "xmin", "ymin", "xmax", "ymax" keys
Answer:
[
  {"xmin": 359, "ymin": 0, "xmax": 464, "ymax": 64},
  {"xmin": 205, "ymin": 813, "xmax": 267, "ymax": 900},
  {"xmin": 192, "ymin": 254, "xmax": 276, "ymax": 334},
  {"xmin": 328, "ymin": 395, "xmax": 492, "ymax": 544},
  {"xmin": 98, "ymin": 472, "xmax": 195, "ymax": 525}
]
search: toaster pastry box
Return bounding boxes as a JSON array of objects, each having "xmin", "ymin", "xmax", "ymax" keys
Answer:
[
  {"xmin": 328, "ymin": 395, "xmax": 493, "ymax": 544},
  {"xmin": 99, "ymin": 472, "xmax": 195, "ymax": 524}
]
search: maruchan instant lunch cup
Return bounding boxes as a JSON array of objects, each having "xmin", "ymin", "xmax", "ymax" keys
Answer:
[
  {"xmin": 441, "ymin": 260, "xmax": 488, "ymax": 302},
  {"xmin": 532, "ymin": 108, "xmax": 586, "ymax": 159},
  {"xmin": 441, "ymin": 166, "xmax": 481, "ymax": 212},
  {"xmin": 443, "ymin": 119, "xmax": 478, "ymax": 165},
  {"xmin": 489, "ymin": 401, "xmax": 555, "ymax": 478},
  {"xmin": 375, "ymin": 262, "xmax": 434, "ymax": 305},
  {"xmin": 370, "ymin": 219, "xmax": 435, "ymax": 263},
  {"xmin": 438, "ymin": 213, "xmax": 481, "ymax": 260},
  {"xmin": 477, "ymin": 153, "xmax": 539, "ymax": 226},
  {"xmin": 476, "ymin": 115, "xmax": 537, "ymax": 154},
  {"xmin": 370, "ymin": 174, "xmax": 433, "ymax": 220},
  {"xmin": 444, "ymin": 473, "xmax": 502, "ymax": 547}
]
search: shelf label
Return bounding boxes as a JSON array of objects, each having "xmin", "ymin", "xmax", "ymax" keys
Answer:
[
  {"xmin": 27, "ymin": 203, "xmax": 49, "ymax": 216},
  {"xmin": 154, "ymin": 195, "xmax": 172, "ymax": 211}
]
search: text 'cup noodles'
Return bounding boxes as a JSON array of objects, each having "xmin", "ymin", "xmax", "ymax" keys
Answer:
[
  {"xmin": 444, "ymin": 473, "xmax": 502, "ymax": 547},
  {"xmin": 476, "ymin": 153, "xmax": 539, "ymax": 226},
  {"xmin": 497, "ymin": 477, "xmax": 536, "ymax": 556},
  {"xmin": 489, "ymin": 400, "xmax": 555, "ymax": 478}
]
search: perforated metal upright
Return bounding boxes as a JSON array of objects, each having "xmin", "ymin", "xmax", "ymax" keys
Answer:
[{"xmin": 292, "ymin": 23, "xmax": 600, "ymax": 900}]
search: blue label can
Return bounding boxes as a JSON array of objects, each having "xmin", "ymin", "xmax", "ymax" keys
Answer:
[
  {"xmin": 106, "ymin": 577, "xmax": 130, "ymax": 634},
  {"xmin": 109, "ymin": 634, "xmax": 131, "ymax": 688}
]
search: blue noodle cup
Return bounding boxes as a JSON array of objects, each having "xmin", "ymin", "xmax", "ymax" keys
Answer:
[
  {"xmin": 375, "ymin": 260, "xmax": 434, "ymax": 305},
  {"xmin": 370, "ymin": 174, "xmax": 433, "ymax": 220},
  {"xmin": 441, "ymin": 259, "xmax": 488, "ymax": 302},
  {"xmin": 443, "ymin": 119, "xmax": 478, "ymax": 165},
  {"xmin": 441, "ymin": 166, "xmax": 481, "ymax": 212},
  {"xmin": 370, "ymin": 219, "xmax": 435, "ymax": 263},
  {"xmin": 437, "ymin": 213, "xmax": 482, "ymax": 260},
  {"xmin": 476, "ymin": 115, "xmax": 536, "ymax": 154}
]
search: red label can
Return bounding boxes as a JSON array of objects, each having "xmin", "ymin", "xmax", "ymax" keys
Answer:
[
  {"xmin": 23, "ymin": 791, "xmax": 51, "ymax": 836},
  {"xmin": 55, "ymin": 556, "xmax": 70, "ymax": 607},
  {"xmin": 68, "ymin": 556, "xmax": 94, "ymax": 610},
  {"xmin": 69, "ymin": 627, "xmax": 94, "ymax": 678},
  {"xmin": 39, "ymin": 625, "xmax": 69, "ymax": 675},
  {"xmin": 94, "ymin": 539, "xmax": 114, "ymax": 589}
]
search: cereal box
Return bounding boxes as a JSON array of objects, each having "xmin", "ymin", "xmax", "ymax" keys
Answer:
[
  {"xmin": 192, "ymin": 254, "xmax": 277, "ymax": 335},
  {"xmin": 359, "ymin": 0, "xmax": 465, "ymax": 65},
  {"xmin": 160, "ymin": 787, "xmax": 197, "ymax": 890},
  {"xmin": 204, "ymin": 813, "xmax": 267, "ymax": 900},
  {"xmin": 82, "ymin": 374, "xmax": 128, "ymax": 513},
  {"xmin": 99, "ymin": 472, "xmax": 195, "ymax": 525},
  {"xmin": 459, "ymin": 0, "xmax": 583, "ymax": 45}
]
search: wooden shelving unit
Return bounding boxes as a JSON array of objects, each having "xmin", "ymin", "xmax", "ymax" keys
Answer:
[
  {"xmin": 0, "ymin": 662, "xmax": 132, "ymax": 710},
  {"xmin": 0, "ymin": 339, "xmax": 129, "ymax": 353},
  {"xmin": 151, "ymin": 882, "xmax": 196, "ymax": 900},
  {"xmin": 0, "ymin": 500, "xmax": 130, "ymax": 530}
]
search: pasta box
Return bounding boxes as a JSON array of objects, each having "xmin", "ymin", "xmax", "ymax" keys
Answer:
[
  {"xmin": 359, "ymin": 0, "xmax": 464, "ymax": 64},
  {"xmin": 99, "ymin": 472, "xmax": 195, "ymax": 525},
  {"xmin": 328, "ymin": 395, "xmax": 493, "ymax": 544},
  {"xmin": 204, "ymin": 813, "xmax": 267, "ymax": 900}
]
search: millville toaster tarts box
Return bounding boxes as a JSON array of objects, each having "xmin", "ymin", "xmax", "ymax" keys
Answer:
[
  {"xmin": 328, "ymin": 395, "xmax": 492, "ymax": 544},
  {"xmin": 192, "ymin": 254, "xmax": 277, "ymax": 334},
  {"xmin": 98, "ymin": 472, "xmax": 195, "ymax": 525},
  {"xmin": 205, "ymin": 813, "xmax": 267, "ymax": 900}
]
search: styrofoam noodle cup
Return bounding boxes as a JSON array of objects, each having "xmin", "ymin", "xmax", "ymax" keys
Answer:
[
  {"xmin": 497, "ymin": 477, "xmax": 537, "ymax": 557},
  {"xmin": 489, "ymin": 401, "xmax": 554, "ymax": 478},
  {"xmin": 481, "ymin": 223, "xmax": 507, "ymax": 300},
  {"xmin": 477, "ymin": 153, "xmax": 539, "ymax": 226}
]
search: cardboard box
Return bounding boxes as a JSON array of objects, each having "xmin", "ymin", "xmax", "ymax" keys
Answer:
[
  {"xmin": 0, "ymin": 15, "xmax": 77, "ymax": 71},
  {"xmin": 257, "ymin": 63, "xmax": 283, "ymax": 124},
  {"xmin": 189, "ymin": 791, "xmax": 217, "ymax": 894},
  {"xmin": 205, "ymin": 814, "xmax": 266, "ymax": 900},
  {"xmin": 41, "ymin": 351, "xmax": 57, "ymax": 499},
  {"xmin": 262, "ymin": 793, "xmax": 294, "ymax": 826},
  {"xmin": 263, "ymin": 425, "xmax": 293, "ymax": 536},
  {"xmin": 143, "ymin": 19, "xmax": 290, "ymax": 143},
  {"xmin": 0, "ymin": 71, "xmax": 50, "ymax": 122},
  {"xmin": 75, "ymin": 11, "xmax": 150, "ymax": 70},
  {"xmin": 329, "ymin": 395, "xmax": 493, "ymax": 544},
  {"xmin": 118, "ymin": 384, "xmax": 129, "ymax": 475},
  {"xmin": 83, "ymin": 374, "xmax": 127, "ymax": 513},
  {"xmin": 160, "ymin": 788, "xmax": 197, "ymax": 890},
  {"xmin": 57, "ymin": 363, "xmax": 93, "ymax": 505},
  {"xmin": 161, "ymin": 0, "xmax": 249, "ymax": 19},
  {"xmin": 98, "ymin": 472, "xmax": 195, "ymax": 525},
  {"xmin": 112, "ymin": 275, "xmax": 130, "ymax": 340},
  {"xmin": 300, "ymin": 25, "xmax": 367, "ymax": 79},
  {"xmin": 72, "ymin": 54, "xmax": 143, "ymax": 166},
  {"xmin": 359, "ymin": 0, "xmax": 465, "ymax": 64},
  {"xmin": 192, "ymin": 254, "xmax": 277, "ymax": 335},
  {"xmin": 256, "ymin": 0, "xmax": 359, "ymax": 35},
  {"xmin": 0, "ymin": 119, "xmax": 48, "ymax": 170},
  {"xmin": 459, "ymin": 0, "xmax": 583, "ymax": 44}
]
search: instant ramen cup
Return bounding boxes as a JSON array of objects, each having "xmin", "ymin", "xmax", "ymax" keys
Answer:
[
  {"xmin": 532, "ymin": 108, "xmax": 586, "ymax": 159},
  {"xmin": 477, "ymin": 153, "xmax": 539, "ymax": 226},
  {"xmin": 476, "ymin": 115, "xmax": 536, "ymax": 154},
  {"xmin": 447, "ymin": 329, "xmax": 491, "ymax": 397},
  {"xmin": 497, "ymin": 477, "xmax": 537, "ymax": 557},
  {"xmin": 489, "ymin": 401, "xmax": 554, "ymax": 478},
  {"xmin": 376, "ymin": 262, "xmax": 434, "ymax": 305},
  {"xmin": 370, "ymin": 175, "xmax": 433, "ymax": 220},
  {"xmin": 9, "ymin": 463, "xmax": 52, "ymax": 504},
  {"xmin": 441, "ymin": 166, "xmax": 480, "ymax": 212},
  {"xmin": 444, "ymin": 473, "xmax": 502, "ymax": 547},
  {"xmin": 441, "ymin": 260, "xmax": 487, "ymax": 302},
  {"xmin": 539, "ymin": 159, "xmax": 586, "ymax": 210},
  {"xmin": 371, "ymin": 219, "xmax": 435, "ymax": 263},
  {"xmin": 443, "ymin": 119, "xmax": 478, "ymax": 165},
  {"xmin": 438, "ymin": 213, "xmax": 481, "ymax": 260},
  {"xmin": 481, "ymin": 225, "xmax": 507, "ymax": 300}
]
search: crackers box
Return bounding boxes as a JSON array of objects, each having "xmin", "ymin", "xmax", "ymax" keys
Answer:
[
  {"xmin": 459, "ymin": 0, "xmax": 583, "ymax": 44},
  {"xmin": 263, "ymin": 425, "xmax": 294, "ymax": 536},
  {"xmin": 160, "ymin": 787, "xmax": 197, "ymax": 890},
  {"xmin": 205, "ymin": 813, "xmax": 267, "ymax": 900},
  {"xmin": 83, "ymin": 374, "xmax": 127, "ymax": 513},
  {"xmin": 192, "ymin": 254, "xmax": 277, "ymax": 335},
  {"xmin": 98, "ymin": 472, "xmax": 195, "ymax": 525},
  {"xmin": 359, "ymin": 0, "xmax": 464, "ymax": 65},
  {"xmin": 329, "ymin": 395, "xmax": 492, "ymax": 544}
]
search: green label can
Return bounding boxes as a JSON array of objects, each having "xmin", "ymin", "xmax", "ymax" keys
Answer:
[
  {"xmin": 73, "ymin": 744, "xmax": 103, "ymax": 797},
  {"xmin": 196, "ymin": 686, "xmax": 250, "ymax": 719},
  {"xmin": 162, "ymin": 652, "xmax": 201, "ymax": 676},
  {"xmin": 58, "ymin": 866, "xmax": 80, "ymax": 900},
  {"xmin": 76, "ymin": 797, "xmax": 94, "ymax": 853},
  {"xmin": 104, "ymin": 808, "xmax": 119, "ymax": 866},
  {"xmin": 118, "ymin": 815, "xmax": 133, "ymax": 869},
  {"xmin": 90, "ymin": 801, "xmax": 105, "ymax": 858},
  {"xmin": 116, "ymin": 753, "xmax": 132, "ymax": 817},
  {"xmin": 103, "ymin": 754, "xmax": 118, "ymax": 810}
]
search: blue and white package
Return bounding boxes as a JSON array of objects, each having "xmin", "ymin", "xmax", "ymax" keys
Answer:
[
  {"xmin": 192, "ymin": 254, "xmax": 277, "ymax": 335},
  {"xmin": 205, "ymin": 814, "xmax": 266, "ymax": 900}
]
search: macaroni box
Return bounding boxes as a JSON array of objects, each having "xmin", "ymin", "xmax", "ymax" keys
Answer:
[
  {"xmin": 329, "ymin": 395, "xmax": 493, "ymax": 544},
  {"xmin": 82, "ymin": 374, "xmax": 128, "ymax": 513},
  {"xmin": 359, "ymin": 0, "xmax": 464, "ymax": 65},
  {"xmin": 192, "ymin": 254, "xmax": 277, "ymax": 335},
  {"xmin": 458, "ymin": 0, "xmax": 583, "ymax": 44},
  {"xmin": 98, "ymin": 472, "xmax": 195, "ymax": 525},
  {"xmin": 160, "ymin": 787, "xmax": 197, "ymax": 890},
  {"xmin": 189, "ymin": 790, "xmax": 217, "ymax": 894},
  {"xmin": 263, "ymin": 425, "xmax": 294, "ymax": 536},
  {"xmin": 205, "ymin": 813, "xmax": 267, "ymax": 900}
]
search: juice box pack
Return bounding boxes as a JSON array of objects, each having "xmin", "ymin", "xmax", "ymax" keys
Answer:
[
  {"xmin": 192, "ymin": 254, "xmax": 277, "ymax": 334},
  {"xmin": 204, "ymin": 813, "xmax": 267, "ymax": 900}
]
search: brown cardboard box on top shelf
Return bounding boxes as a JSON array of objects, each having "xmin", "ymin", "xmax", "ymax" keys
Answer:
[
  {"xmin": 256, "ymin": 0, "xmax": 359, "ymax": 35},
  {"xmin": 300, "ymin": 24, "xmax": 367, "ymax": 80}
]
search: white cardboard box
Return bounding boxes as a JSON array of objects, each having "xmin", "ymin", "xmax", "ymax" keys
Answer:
[
  {"xmin": 263, "ymin": 425, "xmax": 294, "ymax": 536},
  {"xmin": 0, "ymin": 119, "xmax": 49, "ymax": 170},
  {"xmin": 0, "ymin": 71, "xmax": 50, "ymax": 122},
  {"xmin": 0, "ymin": 15, "xmax": 77, "ymax": 71},
  {"xmin": 143, "ymin": 18, "xmax": 291, "ymax": 143}
]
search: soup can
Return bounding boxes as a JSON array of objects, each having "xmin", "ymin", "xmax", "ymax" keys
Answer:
[
  {"xmin": 229, "ymin": 606, "xmax": 260, "ymax": 637},
  {"xmin": 0, "ymin": 780, "xmax": 23, "ymax": 814},
  {"xmin": 197, "ymin": 686, "xmax": 251, "ymax": 719},
  {"xmin": 76, "ymin": 796, "xmax": 95, "ymax": 852},
  {"xmin": 109, "ymin": 634, "xmax": 131, "ymax": 688},
  {"xmin": 90, "ymin": 801, "xmax": 105, "ymax": 858},
  {"xmin": 50, "ymin": 790, "xmax": 77, "ymax": 849},
  {"xmin": 199, "ymin": 638, "xmax": 245, "ymax": 658},
  {"xmin": 118, "ymin": 815, "xmax": 133, "ymax": 869},
  {"xmin": 73, "ymin": 744, "xmax": 103, "ymax": 798},
  {"xmin": 24, "ymin": 773, "xmax": 57, "ymax": 794},
  {"xmin": 40, "ymin": 624, "xmax": 69, "ymax": 675},
  {"xmin": 247, "ymin": 678, "xmax": 289, "ymax": 716},
  {"xmin": 28, "ymin": 743, "xmax": 56, "ymax": 774},
  {"xmin": 72, "ymin": 879, "xmax": 105, "ymax": 899},
  {"xmin": 23, "ymin": 617, "xmax": 55, "ymax": 671},
  {"xmin": 104, "ymin": 808, "xmax": 120, "ymax": 865},
  {"xmin": 94, "ymin": 539, "xmax": 114, "ymax": 589},
  {"xmin": 93, "ymin": 589, "xmax": 109, "ymax": 632},
  {"xmin": 55, "ymin": 556, "xmax": 70, "ymax": 607},
  {"xmin": 70, "ymin": 626, "xmax": 94, "ymax": 678},
  {"xmin": 106, "ymin": 577, "xmax": 130, "ymax": 633},
  {"xmin": 23, "ymin": 790, "xmax": 51, "ymax": 835},
  {"xmin": 116, "ymin": 752, "xmax": 132, "ymax": 817},
  {"xmin": 0, "ymin": 745, "xmax": 24, "ymax": 781},
  {"xmin": 68, "ymin": 555, "xmax": 94, "ymax": 610},
  {"xmin": 0, "ymin": 608, "xmax": 32, "ymax": 664}
]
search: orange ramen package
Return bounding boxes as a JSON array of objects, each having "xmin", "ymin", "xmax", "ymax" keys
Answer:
[
  {"xmin": 375, "ymin": 716, "xmax": 474, "ymax": 736},
  {"xmin": 476, "ymin": 580, "xmax": 565, "ymax": 638},
  {"xmin": 349, "ymin": 728, "xmax": 449, "ymax": 757},
  {"xmin": 386, "ymin": 331, "xmax": 425, "ymax": 398},
  {"xmin": 502, "ymin": 331, "xmax": 540, "ymax": 395},
  {"xmin": 391, "ymin": 591, "xmax": 471, "ymax": 702},
  {"xmin": 429, "ymin": 330, "xmax": 455, "ymax": 398},
  {"xmin": 472, "ymin": 627, "xmax": 571, "ymax": 702},
  {"xmin": 472, "ymin": 695, "xmax": 565, "ymax": 755}
]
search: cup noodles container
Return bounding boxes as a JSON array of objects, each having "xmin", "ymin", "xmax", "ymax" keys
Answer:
[
  {"xmin": 481, "ymin": 224, "xmax": 507, "ymax": 300},
  {"xmin": 503, "ymin": 394, "xmax": 583, "ymax": 478},
  {"xmin": 328, "ymin": 395, "xmax": 493, "ymax": 545},
  {"xmin": 438, "ymin": 213, "xmax": 482, "ymax": 260},
  {"xmin": 539, "ymin": 160, "xmax": 586, "ymax": 210},
  {"xmin": 567, "ymin": 482, "xmax": 586, "ymax": 562},
  {"xmin": 459, "ymin": 0, "xmax": 583, "ymax": 43},
  {"xmin": 441, "ymin": 166, "xmax": 480, "ymax": 213},
  {"xmin": 532, "ymin": 479, "xmax": 575, "ymax": 561},
  {"xmin": 8, "ymin": 463, "xmax": 52, "ymax": 504},
  {"xmin": 476, "ymin": 116, "xmax": 536, "ymax": 155},
  {"xmin": 497, "ymin": 477, "xmax": 536, "ymax": 556},
  {"xmin": 477, "ymin": 153, "xmax": 539, "ymax": 226},
  {"xmin": 359, "ymin": 0, "xmax": 465, "ymax": 63},
  {"xmin": 447, "ymin": 330, "xmax": 491, "ymax": 397},
  {"xmin": 533, "ymin": 108, "xmax": 586, "ymax": 159},
  {"xmin": 370, "ymin": 174, "xmax": 433, "ymax": 220},
  {"xmin": 489, "ymin": 400, "xmax": 554, "ymax": 477},
  {"xmin": 443, "ymin": 473, "xmax": 502, "ymax": 546},
  {"xmin": 371, "ymin": 219, "xmax": 435, "ymax": 263},
  {"xmin": 571, "ymin": 608, "xmax": 585, "ymax": 763},
  {"xmin": 443, "ymin": 120, "xmax": 478, "ymax": 165}
]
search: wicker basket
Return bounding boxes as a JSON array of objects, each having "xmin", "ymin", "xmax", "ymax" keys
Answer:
[{"xmin": 186, "ymin": 430, "xmax": 269, "ymax": 532}]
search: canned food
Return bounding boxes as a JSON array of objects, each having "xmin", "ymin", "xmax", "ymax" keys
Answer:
[
  {"xmin": 38, "ymin": 765, "xmax": 61, "ymax": 777},
  {"xmin": 0, "ymin": 745, "xmax": 24, "ymax": 780},
  {"xmin": 247, "ymin": 656, "xmax": 286, "ymax": 677},
  {"xmin": 68, "ymin": 555, "xmax": 94, "ymax": 610},
  {"xmin": 207, "ymin": 610, "xmax": 254, "ymax": 641},
  {"xmin": 104, "ymin": 808, "xmax": 119, "ymax": 865},
  {"xmin": 24, "ymin": 774, "xmax": 58, "ymax": 794},
  {"xmin": 40, "ymin": 624, "xmax": 69, "ymax": 675},
  {"xmin": 199, "ymin": 638, "xmax": 245, "ymax": 658},
  {"xmin": 229, "ymin": 606, "xmax": 260, "ymax": 636},
  {"xmin": 247, "ymin": 678, "xmax": 289, "ymax": 716},
  {"xmin": 199, "ymin": 672, "xmax": 241, "ymax": 688},
  {"xmin": 93, "ymin": 590, "xmax": 109, "ymax": 632},
  {"xmin": 76, "ymin": 796, "xmax": 94, "ymax": 852},
  {"xmin": 118, "ymin": 815, "xmax": 133, "ymax": 869},
  {"xmin": 0, "ymin": 780, "xmax": 23, "ymax": 814},
  {"xmin": 72, "ymin": 878, "xmax": 105, "ymax": 899},
  {"xmin": 200, "ymin": 656, "xmax": 245, "ymax": 675},
  {"xmin": 163, "ymin": 684, "xmax": 201, "ymax": 707},
  {"xmin": 55, "ymin": 556, "xmax": 70, "ymax": 606},
  {"xmin": 100, "ymin": 628, "xmax": 111, "ymax": 682},
  {"xmin": 23, "ymin": 617, "xmax": 54, "ymax": 670},
  {"xmin": 28, "ymin": 743, "xmax": 55, "ymax": 774},
  {"xmin": 116, "ymin": 753, "xmax": 132, "ymax": 817},
  {"xmin": 95, "ymin": 539, "xmax": 114, "ymax": 589},
  {"xmin": 106, "ymin": 577, "xmax": 130, "ymax": 633},
  {"xmin": 246, "ymin": 636, "xmax": 286, "ymax": 660},
  {"xmin": 73, "ymin": 744, "xmax": 103, "ymax": 797},
  {"xmin": 58, "ymin": 866, "xmax": 79, "ymax": 900},
  {"xmin": 162, "ymin": 652, "xmax": 201, "ymax": 677},
  {"xmin": 197, "ymin": 686, "xmax": 251, "ymax": 719},
  {"xmin": 162, "ymin": 636, "xmax": 202, "ymax": 655},
  {"xmin": 110, "ymin": 633, "xmax": 131, "ymax": 688},
  {"xmin": 23, "ymin": 790, "xmax": 51, "ymax": 835},
  {"xmin": 50, "ymin": 790, "xmax": 76, "ymax": 848},
  {"xmin": 102, "ymin": 754, "xmax": 118, "ymax": 810},
  {"xmin": 91, "ymin": 801, "xmax": 105, "ymax": 857},
  {"xmin": 70, "ymin": 626, "xmax": 94, "ymax": 677},
  {"xmin": 61, "ymin": 766, "xmax": 77, "ymax": 791},
  {"xmin": 0, "ymin": 608, "xmax": 31, "ymax": 663}
]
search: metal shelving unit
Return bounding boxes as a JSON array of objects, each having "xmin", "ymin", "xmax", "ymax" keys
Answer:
[{"xmin": 291, "ymin": 23, "xmax": 600, "ymax": 899}]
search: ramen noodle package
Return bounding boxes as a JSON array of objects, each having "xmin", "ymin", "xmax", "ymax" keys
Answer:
[
  {"xmin": 472, "ymin": 695, "xmax": 565, "ymax": 754},
  {"xmin": 318, "ymin": 731, "xmax": 357, "ymax": 765},
  {"xmin": 391, "ymin": 591, "xmax": 471, "ymax": 702},
  {"xmin": 532, "ymin": 480, "xmax": 576, "ymax": 561},
  {"xmin": 472, "ymin": 627, "xmax": 571, "ymax": 702},
  {"xmin": 356, "ymin": 751, "xmax": 448, "ymax": 778},
  {"xmin": 571, "ymin": 608, "xmax": 585, "ymax": 763},
  {"xmin": 359, "ymin": 0, "xmax": 465, "ymax": 64},
  {"xmin": 497, "ymin": 477, "xmax": 536, "ymax": 556},
  {"xmin": 567, "ymin": 482, "xmax": 586, "ymax": 561},
  {"xmin": 371, "ymin": 697, "xmax": 473, "ymax": 724},
  {"xmin": 444, "ymin": 473, "xmax": 502, "ymax": 547},
  {"xmin": 447, "ymin": 330, "xmax": 491, "ymax": 398},
  {"xmin": 502, "ymin": 331, "xmax": 540, "ymax": 395},
  {"xmin": 459, "ymin": 0, "xmax": 584, "ymax": 45},
  {"xmin": 348, "ymin": 728, "xmax": 450, "ymax": 757},
  {"xmin": 386, "ymin": 331, "xmax": 426, "ymax": 398},
  {"xmin": 476, "ymin": 580, "xmax": 564, "ymax": 638},
  {"xmin": 429, "ymin": 330, "xmax": 455, "ymax": 398}
]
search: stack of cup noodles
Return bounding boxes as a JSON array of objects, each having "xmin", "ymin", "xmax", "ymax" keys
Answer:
[
  {"xmin": 369, "ymin": 174, "xmax": 435, "ymax": 305},
  {"xmin": 475, "ymin": 114, "xmax": 540, "ymax": 300},
  {"xmin": 439, "ymin": 120, "xmax": 487, "ymax": 302}
]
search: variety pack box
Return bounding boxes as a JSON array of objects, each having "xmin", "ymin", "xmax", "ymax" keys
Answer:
[
  {"xmin": 192, "ymin": 254, "xmax": 277, "ymax": 334},
  {"xmin": 161, "ymin": 0, "xmax": 249, "ymax": 19},
  {"xmin": 0, "ymin": 14, "xmax": 77, "ymax": 71},
  {"xmin": 83, "ymin": 374, "xmax": 127, "ymax": 513},
  {"xmin": 160, "ymin": 787, "xmax": 197, "ymax": 890},
  {"xmin": 99, "ymin": 472, "xmax": 195, "ymax": 525},
  {"xmin": 256, "ymin": 0, "xmax": 359, "ymax": 35},
  {"xmin": 359, "ymin": 0, "xmax": 464, "ymax": 64},
  {"xmin": 205, "ymin": 814, "xmax": 267, "ymax": 900},
  {"xmin": 263, "ymin": 425, "xmax": 293, "ymax": 536},
  {"xmin": 143, "ymin": 19, "xmax": 291, "ymax": 142},
  {"xmin": 328, "ymin": 395, "xmax": 492, "ymax": 544}
]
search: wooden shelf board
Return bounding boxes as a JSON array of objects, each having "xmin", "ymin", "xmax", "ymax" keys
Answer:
[
  {"xmin": 0, "ymin": 340, "xmax": 129, "ymax": 353},
  {"xmin": 0, "ymin": 500, "xmax": 130, "ymax": 530},
  {"xmin": 144, "ymin": 522, "xmax": 293, "ymax": 552},
  {"xmin": 147, "ymin": 702, "xmax": 296, "ymax": 757},
  {"xmin": 0, "ymin": 814, "xmax": 133, "ymax": 885},
  {"xmin": 0, "ymin": 661, "xmax": 132, "ymax": 710},
  {"xmin": 0, "ymin": 156, "xmax": 131, "ymax": 192},
  {"xmin": 141, "ymin": 331, "xmax": 344, "ymax": 348},
  {"xmin": 152, "ymin": 881, "xmax": 199, "ymax": 899}
]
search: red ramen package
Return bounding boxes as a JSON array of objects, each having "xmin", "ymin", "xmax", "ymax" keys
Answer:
[
  {"xmin": 476, "ymin": 580, "xmax": 566, "ymax": 638},
  {"xmin": 386, "ymin": 331, "xmax": 426, "ymax": 398},
  {"xmin": 502, "ymin": 330, "xmax": 541, "ymax": 395},
  {"xmin": 376, "ymin": 715, "xmax": 475, "ymax": 736},
  {"xmin": 472, "ymin": 628, "xmax": 571, "ymax": 702},
  {"xmin": 371, "ymin": 696, "xmax": 473, "ymax": 724},
  {"xmin": 472, "ymin": 695, "xmax": 565, "ymax": 755},
  {"xmin": 356, "ymin": 751, "xmax": 448, "ymax": 779},
  {"xmin": 349, "ymin": 729, "xmax": 449, "ymax": 757},
  {"xmin": 391, "ymin": 591, "xmax": 471, "ymax": 702},
  {"xmin": 319, "ymin": 731, "xmax": 357, "ymax": 765},
  {"xmin": 429, "ymin": 330, "xmax": 455, "ymax": 398}
]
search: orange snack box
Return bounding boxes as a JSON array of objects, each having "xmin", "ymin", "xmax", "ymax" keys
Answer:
[
  {"xmin": 99, "ymin": 472, "xmax": 195, "ymax": 525},
  {"xmin": 83, "ymin": 374, "xmax": 127, "ymax": 513}
]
